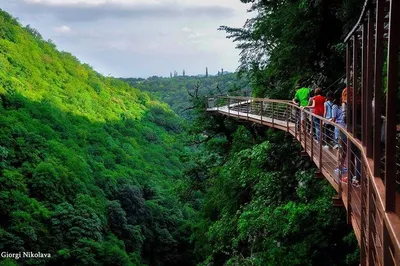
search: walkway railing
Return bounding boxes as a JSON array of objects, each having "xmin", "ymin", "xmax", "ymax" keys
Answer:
[
  {"xmin": 206, "ymin": 95, "xmax": 400, "ymax": 266},
  {"xmin": 344, "ymin": 0, "xmax": 400, "ymax": 264}
]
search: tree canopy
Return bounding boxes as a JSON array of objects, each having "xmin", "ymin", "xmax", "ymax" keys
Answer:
[
  {"xmin": 220, "ymin": 0, "xmax": 364, "ymax": 98},
  {"xmin": 0, "ymin": 9, "xmax": 195, "ymax": 266}
]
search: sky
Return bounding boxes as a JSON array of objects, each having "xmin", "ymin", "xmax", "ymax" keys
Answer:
[{"xmin": 1, "ymin": 0, "xmax": 251, "ymax": 78}]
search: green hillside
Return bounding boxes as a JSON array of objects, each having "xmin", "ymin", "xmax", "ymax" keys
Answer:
[
  {"xmin": 0, "ymin": 10, "xmax": 194, "ymax": 266},
  {"xmin": 121, "ymin": 74, "xmax": 250, "ymax": 119}
]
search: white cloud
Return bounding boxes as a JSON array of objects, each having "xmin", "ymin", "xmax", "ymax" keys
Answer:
[
  {"xmin": 188, "ymin": 32, "xmax": 204, "ymax": 39},
  {"xmin": 54, "ymin": 25, "xmax": 71, "ymax": 32},
  {"xmin": 181, "ymin": 26, "xmax": 191, "ymax": 32}
]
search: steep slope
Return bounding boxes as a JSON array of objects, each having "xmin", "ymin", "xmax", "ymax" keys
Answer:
[{"xmin": 0, "ymin": 10, "xmax": 194, "ymax": 266}]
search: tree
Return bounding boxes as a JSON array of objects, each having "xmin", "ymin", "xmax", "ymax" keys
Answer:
[
  {"xmin": 51, "ymin": 200, "xmax": 103, "ymax": 249},
  {"xmin": 116, "ymin": 185, "xmax": 148, "ymax": 226},
  {"xmin": 107, "ymin": 201, "xmax": 128, "ymax": 238},
  {"xmin": 219, "ymin": 0, "xmax": 364, "ymax": 98}
]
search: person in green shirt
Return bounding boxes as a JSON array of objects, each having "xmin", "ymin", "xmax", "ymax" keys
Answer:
[
  {"xmin": 293, "ymin": 85, "xmax": 311, "ymax": 132},
  {"xmin": 293, "ymin": 86, "xmax": 311, "ymax": 107}
]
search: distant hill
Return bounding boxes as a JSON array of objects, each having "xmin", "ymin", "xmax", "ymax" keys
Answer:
[{"xmin": 121, "ymin": 73, "xmax": 251, "ymax": 119}]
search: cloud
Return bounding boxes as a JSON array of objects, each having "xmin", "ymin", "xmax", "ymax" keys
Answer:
[
  {"xmin": 54, "ymin": 25, "xmax": 71, "ymax": 33},
  {"xmin": 1, "ymin": 0, "xmax": 252, "ymax": 77},
  {"xmin": 18, "ymin": 0, "xmax": 236, "ymax": 22},
  {"xmin": 181, "ymin": 26, "xmax": 192, "ymax": 32},
  {"xmin": 188, "ymin": 32, "xmax": 204, "ymax": 39},
  {"xmin": 189, "ymin": 39, "xmax": 207, "ymax": 45}
]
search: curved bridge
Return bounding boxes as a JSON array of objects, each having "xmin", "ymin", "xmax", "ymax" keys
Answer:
[
  {"xmin": 206, "ymin": 96, "xmax": 399, "ymax": 265},
  {"xmin": 206, "ymin": 0, "xmax": 400, "ymax": 264}
]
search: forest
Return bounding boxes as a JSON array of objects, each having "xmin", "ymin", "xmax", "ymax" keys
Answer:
[
  {"xmin": 121, "ymin": 74, "xmax": 250, "ymax": 120},
  {"xmin": 0, "ymin": 9, "xmax": 194, "ymax": 266},
  {"xmin": 0, "ymin": 0, "xmax": 377, "ymax": 265}
]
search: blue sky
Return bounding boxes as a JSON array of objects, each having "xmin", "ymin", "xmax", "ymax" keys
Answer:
[{"xmin": 1, "ymin": 0, "xmax": 251, "ymax": 77}]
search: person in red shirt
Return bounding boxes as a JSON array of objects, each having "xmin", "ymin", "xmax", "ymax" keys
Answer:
[{"xmin": 304, "ymin": 87, "xmax": 325, "ymax": 142}]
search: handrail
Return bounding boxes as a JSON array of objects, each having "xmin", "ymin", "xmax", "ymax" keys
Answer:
[
  {"xmin": 208, "ymin": 96, "xmax": 367, "ymax": 159},
  {"xmin": 208, "ymin": 95, "xmax": 292, "ymax": 104},
  {"xmin": 209, "ymin": 96, "xmax": 374, "ymax": 152},
  {"xmin": 343, "ymin": 0, "xmax": 400, "ymax": 264},
  {"xmin": 344, "ymin": 0, "xmax": 372, "ymax": 42}
]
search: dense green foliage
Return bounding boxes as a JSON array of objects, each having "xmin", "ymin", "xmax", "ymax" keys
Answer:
[
  {"xmin": 0, "ymin": 10, "xmax": 194, "ymax": 266},
  {"xmin": 185, "ymin": 110, "xmax": 359, "ymax": 265},
  {"xmin": 220, "ymin": 0, "xmax": 364, "ymax": 98},
  {"xmin": 182, "ymin": 1, "xmax": 366, "ymax": 263},
  {"xmin": 121, "ymin": 74, "xmax": 250, "ymax": 119}
]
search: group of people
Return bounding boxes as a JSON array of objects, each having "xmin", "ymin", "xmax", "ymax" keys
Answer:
[
  {"xmin": 292, "ymin": 85, "xmax": 346, "ymax": 148},
  {"xmin": 292, "ymin": 84, "xmax": 361, "ymax": 185}
]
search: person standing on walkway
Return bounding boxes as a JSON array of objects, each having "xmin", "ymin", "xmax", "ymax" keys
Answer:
[
  {"xmin": 293, "ymin": 84, "xmax": 311, "ymax": 133},
  {"xmin": 342, "ymin": 86, "xmax": 362, "ymax": 186},
  {"xmin": 332, "ymin": 92, "xmax": 348, "ymax": 181},
  {"xmin": 304, "ymin": 88, "xmax": 325, "ymax": 142},
  {"xmin": 332, "ymin": 93, "xmax": 345, "ymax": 149},
  {"xmin": 323, "ymin": 92, "xmax": 334, "ymax": 148}
]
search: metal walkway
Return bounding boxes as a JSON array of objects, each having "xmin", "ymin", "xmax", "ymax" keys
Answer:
[{"xmin": 206, "ymin": 96, "xmax": 399, "ymax": 266}]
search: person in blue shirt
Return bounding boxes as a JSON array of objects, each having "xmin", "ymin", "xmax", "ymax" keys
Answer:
[
  {"xmin": 332, "ymin": 94, "xmax": 346, "ymax": 149},
  {"xmin": 323, "ymin": 92, "xmax": 334, "ymax": 148},
  {"xmin": 332, "ymin": 91, "xmax": 361, "ymax": 186},
  {"xmin": 331, "ymin": 93, "xmax": 348, "ymax": 178}
]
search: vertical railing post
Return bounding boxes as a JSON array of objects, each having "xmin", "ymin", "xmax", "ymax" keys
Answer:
[
  {"xmin": 287, "ymin": 104, "xmax": 290, "ymax": 133},
  {"xmin": 365, "ymin": 10, "xmax": 374, "ymax": 158},
  {"xmin": 237, "ymin": 99, "xmax": 240, "ymax": 118},
  {"xmin": 249, "ymin": 98, "xmax": 252, "ymax": 115},
  {"xmin": 228, "ymin": 97, "xmax": 231, "ymax": 116},
  {"xmin": 299, "ymin": 109, "xmax": 303, "ymax": 145},
  {"xmin": 311, "ymin": 116, "xmax": 314, "ymax": 159},
  {"xmin": 361, "ymin": 22, "xmax": 367, "ymax": 145},
  {"xmin": 360, "ymin": 160, "xmax": 366, "ymax": 266},
  {"xmin": 344, "ymin": 32, "xmax": 351, "ymax": 225},
  {"xmin": 260, "ymin": 101, "xmax": 263, "ymax": 124},
  {"xmin": 347, "ymin": 133, "xmax": 352, "ymax": 225},
  {"xmin": 338, "ymin": 133, "xmax": 343, "ymax": 197},
  {"xmin": 347, "ymin": 34, "xmax": 358, "ymax": 225},
  {"xmin": 272, "ymin": 102, "xmax": 275, "ymax": 127},
  {"xmin": 367, "ymin": 177, "xmax": 373, "ymax": 266},
  {"xmin": 305, "ymin": 110, "xmax": 308, "ymax": 155},
  {"xmin": 384, "ymin": 0, "xmax": 399, "ymax": 213},
  {"xmin": 247, "ymin": 98, "xmax": 249, "ymax": 121},
  {"xmin": 346, "ymin": 40, "xmax": 351, "ymax": 132},
  {"xmin": 352, "ymin": 35, "xmax": 358, "ymax": 136},
  {"xmin": 373, "ymin": 0, "xmax": 384, "ymax": 177},
  {"xmin": 319, "ymin": 119, "xmax": 323, "ymax": 169},
  {"xmin": 383, "ymin": 223, "xmax": 392, "ymax": 266}
]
